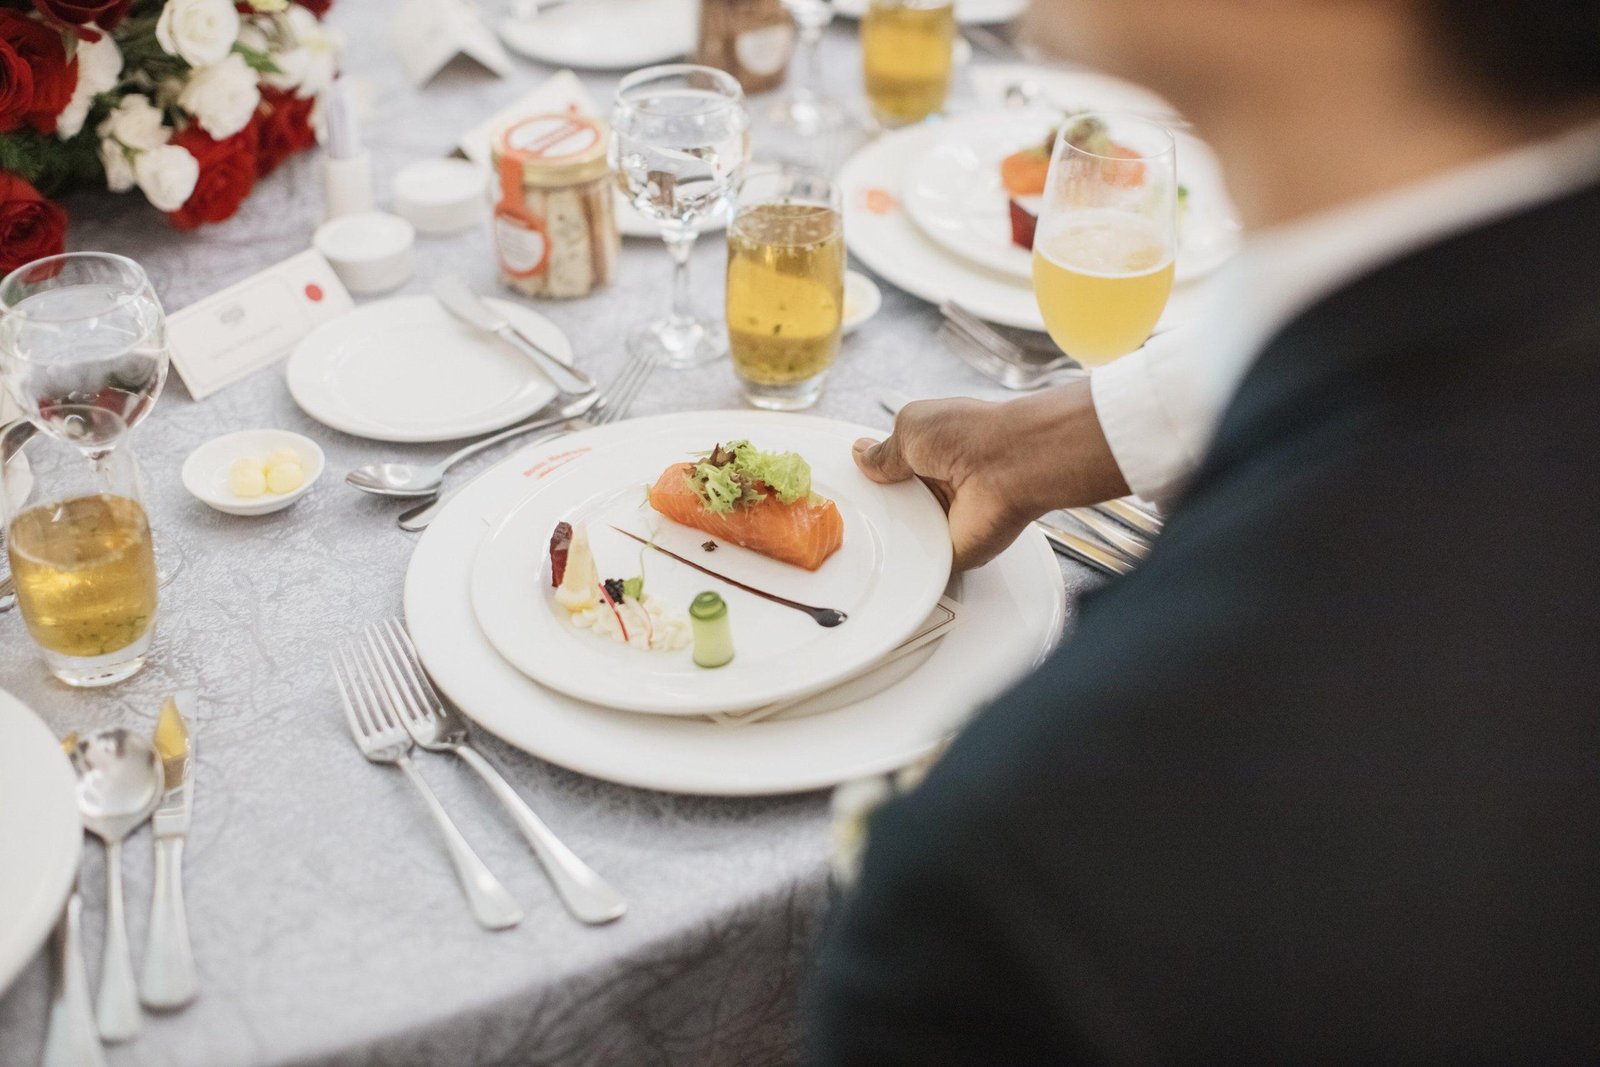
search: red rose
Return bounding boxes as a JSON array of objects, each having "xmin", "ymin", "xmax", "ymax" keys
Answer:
[
  {"xmin": 295, "ymin": 0, "xmax": 332, "ymax": 18},
  {"xmin": 0, "ymin": 171, "xmax": 68, "ymax": 274},
  {"xmin": 253, "ymin": 88, "xmax": 317, "ymax": 177},
  {"xmin": 0, "ymin": 11, "xmax": 75, "ymax": 135},
  {"xmin": 30, "ymin": 0, "xmax": 132, "ymax": 38},
  {"xmin": 166, "ymin": 125, "xmax": 259, "ymax": 231}
]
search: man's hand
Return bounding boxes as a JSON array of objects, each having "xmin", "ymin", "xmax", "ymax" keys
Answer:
[{"xmin": 853, "ymin": 383, "xmax": 1130, "ymax": 570}]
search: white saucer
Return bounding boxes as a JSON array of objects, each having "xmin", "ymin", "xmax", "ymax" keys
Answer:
[
  {"xmin": 182, "ymin": 429, "xmax": 325, "ymax": 517},
  {"xmin": 497, "ymin": 0, "xmax": 696, "ymax": 70},
  {"xmin": 286, "ymin": 295, "xmax": 569, "ymax": 443}
]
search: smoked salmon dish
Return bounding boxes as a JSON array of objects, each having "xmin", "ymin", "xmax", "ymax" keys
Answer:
[{"xmin": 647, "ymin": 440, "xmax": 844, "ymax": 571}]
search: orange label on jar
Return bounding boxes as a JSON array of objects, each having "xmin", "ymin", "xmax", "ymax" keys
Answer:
[{"xmin": 495, "ymin": 154, "xmax": 548, "ymax": 279}]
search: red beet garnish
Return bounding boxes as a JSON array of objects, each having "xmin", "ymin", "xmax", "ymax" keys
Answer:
[
  {"xmin": 1009, "ymin": 198, "xmax": 1038, "ymax": 251},
  {"xmin": 549, "ymin": 521, "xmax": 573, "ymax": 587}
]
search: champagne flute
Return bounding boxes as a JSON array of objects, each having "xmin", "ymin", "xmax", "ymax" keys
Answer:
[
  {"xmin": 0, "ymin": 252, "xmax": 182, "ymax": 583},
  {"xmin": 612, "ymin": 64, "xmax": 750, "ymax": 369},
  {"xmin": 1031, "ymin": 112, "xmax": 1177, "ymax": 366}
]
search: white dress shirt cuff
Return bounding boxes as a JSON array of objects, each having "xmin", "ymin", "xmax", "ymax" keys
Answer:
[{"xmin": 1090, "ymin": 342, "xmax": 1199, "ymax": 508}]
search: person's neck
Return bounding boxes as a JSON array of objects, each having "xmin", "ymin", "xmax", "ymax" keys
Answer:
[{"xmin": 1200, "ymin": 84, "xmax": 1600, "ymax": 232}]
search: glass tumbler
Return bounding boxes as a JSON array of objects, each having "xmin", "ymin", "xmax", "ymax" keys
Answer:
[
  {"xmin": 1, "ymin": 409, "xmax": 159, "ymax": 687},
  {"xmin": 726, "ymin": 168, "xmax": 845, "ymax": 410},
  {"xmin": 861, "ymin": 0, "xmax": 956, "ymax": 128}
]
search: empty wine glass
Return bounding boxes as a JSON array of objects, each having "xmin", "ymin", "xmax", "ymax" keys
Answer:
[
  {"xmin": 768, "ymin": 0, "xmax": 850, "ymax": 142},
  {"xmin": 612, "ymin": 64, "xmax": 750, "ymax": 369}
]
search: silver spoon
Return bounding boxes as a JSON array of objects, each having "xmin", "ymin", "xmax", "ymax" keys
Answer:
[
  {"xmin": 345, "ymin": 394, "xmax": 599, "ymax": 498},
  {"xmin": 68, "ymin": 729, "xmax": 164, "ymax": 1044}
]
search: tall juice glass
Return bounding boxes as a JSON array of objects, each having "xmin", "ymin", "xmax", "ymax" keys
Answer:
[
  {"xmin": 727, "ymin": 169, "xmax": 845, "ymax": 410},
  {"xmin": 1031, "ymin": 112, "xmax": 1177, "ymax": 366},
  {"xmin": 861, "ymin": 0, "xmax": 955, "ymax": 128},
  {"xmin": 2, "ymin": 409, "xmax": 158, "ymax": 686}
]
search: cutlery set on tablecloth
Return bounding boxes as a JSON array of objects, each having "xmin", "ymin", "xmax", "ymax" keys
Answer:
[{"xmin": 46, "ymin": 693, "xmax": 198, "ymax": 1066}]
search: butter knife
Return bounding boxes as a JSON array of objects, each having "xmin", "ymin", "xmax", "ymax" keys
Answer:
[
  {"xmin": 141, "ymin": 691, "xmax": 197, "ymax": 1010},
  {"xmin": 433, "ymin": 278, "xmax": 596, "ymax": 397}
]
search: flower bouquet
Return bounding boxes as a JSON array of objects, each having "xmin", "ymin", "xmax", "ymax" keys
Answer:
[{"xmin": 0, "ymin": 0, "xmax": 342, "ymax": 272}]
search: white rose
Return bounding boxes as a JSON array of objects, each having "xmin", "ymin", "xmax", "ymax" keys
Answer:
[
  {"xmin": 264, "ymin": 5, "xmax": 342, "ymax": 98},
  {"xmin": 156, "ymin": 0, "xmax": 241, "ymax": 69},
  {"xmin": 134, "ymin": 144, "xmax": 200, "ymax": 212},
  {"xmin": 97, "ymin": 94, "xmax": 171, "ymax": 152},
  {"xmin": 178, "ymin": 53, "xmax": 261, "ymax": 140},
  {"xmin": 98, "ymin": 138, "xmax": 137, "ymax": 193},
  {"xmin": 57, "ymin": 35, "xmax": 123, "ymax": 141}
]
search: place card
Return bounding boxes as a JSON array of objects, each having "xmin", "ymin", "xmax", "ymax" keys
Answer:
[
  {"xmin": 457, "ymin": 70, "xmax": 598, "ymax": 167},
  {"xmin": 166, "ymin": 249, "xmax": 353, "ymax": 401},
  {"xmin": 391, "ymin": 0, "xmax": 515, "ymax": 88}
]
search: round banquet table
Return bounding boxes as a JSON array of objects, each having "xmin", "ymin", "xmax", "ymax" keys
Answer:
[{"xmin": 0, "ymin": 9, "xmax": 1101, "ymax": 1066}]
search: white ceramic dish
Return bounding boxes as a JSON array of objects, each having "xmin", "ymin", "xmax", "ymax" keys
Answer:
[
  {"xmin": 393, "ymin": 159, "xmax": 487, "ymax": 235},
  {"xmin": 0, "ymin": 687, "xmax": 82, "ymax": 996},
  {"xmin": 286, "ymin": 294, "xmax": 568, "ymax": 443},
  {"xmin": 405, "ymin": 412, "xmax": 1067, "ymax": 796},
  {"xmin": 838, "ymin": 117, "xmax": 1213, "ymax": 332},
  {"xmin": 832, "ymin": 0, "xmax": 1026, "ymax": 25},
  {"xmin": 903, "ymin": 110, "xmax": 1242, "ymax": 285},
  {"xmin": 967, "ymin": 64, "xmax": 1182, "ymax": 121},
  {"xmin": 182, "ymin": 429, "xmax": 325, "ymax": 516},
  {"xmin": 312, "ymin": 211, "xmax": 416, "ymax": 294},
  {"xmin": 469, "ymin": 416, "xmax": 953, "ymax": 715},
  {"xmin": 497, "ymin": 0, "xmax": 696, "ymax": 69},
  {"xmin": 842, "ymin": 270, "xmax": 882, "ymax": 334}
]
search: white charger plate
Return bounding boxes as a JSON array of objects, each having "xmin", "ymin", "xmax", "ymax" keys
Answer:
[
  {"xmin": 0, "ymin": 688, "xmax": 81, "ymax": 996},
  {"xmin": 470, "ymin": 416, "xmax": 952, "ymax": 715},
  {"xmin": 497, "ymin": 0, "xmax": 696, "ymax": 70},
  {"xmin": 285, "ymin": 295, "xmax": 567, "ymax": 444},
  {"xmin": 405, "ymin": 413, "xmax": 1066, "ymax": 796},
  {"xmin": 903, "ymin": 110, "xmax": 1242, "ymax": 285},
  {"xmin": 832, "ymin": 0, "xmax": 1026, "ymax": 25},
  {"xmin": 839, "ymin": 117, "xmax": 1214, "ymax": 332}
]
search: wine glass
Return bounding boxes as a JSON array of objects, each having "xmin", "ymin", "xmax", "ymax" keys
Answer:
[
  {"xmin": 1030, "ymin": 112, "xmax": 1177, "ymax": 366},
  {"xmin": 768, "ymin": 0, "xmax": 850, "ymax": 142},
  {"xmin": 0, "ymin": 252, "xmax": 182, "ymax": 583},
  {"xmin": 612, "ymin": 64, "xmax": 750, "ymax": 369}
]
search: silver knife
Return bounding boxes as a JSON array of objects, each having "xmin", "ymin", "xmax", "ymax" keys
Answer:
[
  {"xmin": 141, "ymin": 691, "xmax": 197, "ymax": 1010},
  {"xmin": 433, "ymin": 278, "xmax": 596, "ymax": 397}
]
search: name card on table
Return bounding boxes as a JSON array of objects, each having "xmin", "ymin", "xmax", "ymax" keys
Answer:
[
  {"xmin": 457, "ymin": 70, "xmax": 598, "ymax": 167},
  {"xmin": 392, "ymin": 0, "xmax": 515, "ymax": 87},
  {"xmin": 167, "ymin": 250, "xmax": 353, "ymax": 401}
]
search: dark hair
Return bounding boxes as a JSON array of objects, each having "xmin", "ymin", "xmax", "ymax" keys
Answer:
[{"xmin": 1425, "ymin": 1, "xmax": 1600, "ymax": 103}]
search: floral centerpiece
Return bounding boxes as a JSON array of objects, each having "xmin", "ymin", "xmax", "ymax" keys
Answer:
[{"xmin": 0, "ymin": 0, "xmax": 342, "ymax": 272}]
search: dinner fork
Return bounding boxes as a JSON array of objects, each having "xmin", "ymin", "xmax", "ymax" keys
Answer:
[
  {"xmin": 331, "ymin": 642, "xmax": 523, "ymax": 930},
  {"xmin": 397, "ymin": 346, "xmax": 658, "ymax": 532},
  {"xmin": 939, "ymin": 322, "xmax": 1087, "ymax": 391},
  {"xmin": 363, "ymin": 619, "xmax": 627, "ymax": 925}
]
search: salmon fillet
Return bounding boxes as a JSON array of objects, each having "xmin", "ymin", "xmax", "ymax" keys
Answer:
[{"xmin": 648, "ymin": 463, "xmax": 844, "ymax": 571}]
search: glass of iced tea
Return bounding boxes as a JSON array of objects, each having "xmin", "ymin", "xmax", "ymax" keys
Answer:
[
  {"xmin": 1, "ymin": 408, "xmax": 158, "ymax": 687},
  {"xmin": 861, "ymin": 0, "xmax": 956, "ymax": 128},
  {"xmin": 726, "ymin": 168, "xmax": 846, "ymax": 410}
]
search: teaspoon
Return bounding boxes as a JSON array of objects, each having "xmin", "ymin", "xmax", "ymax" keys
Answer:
[{"xmin": 67, "ymin": 728, "xmax": 164, "ymax": 1043}]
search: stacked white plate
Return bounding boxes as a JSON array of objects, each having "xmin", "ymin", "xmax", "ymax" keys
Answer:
[
  {"xmin": 404, "ymin": 410, "xmax": 1067, "ymax": 796},
  {"xmin": 839, "ymin": 69, "xmax": 1242, "ymax": 332}
]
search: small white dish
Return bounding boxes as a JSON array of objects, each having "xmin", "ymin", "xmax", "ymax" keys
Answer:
[
  {"xmin": 393, "ymin": 159, "xmax": 487, "ymax": 235},
  {"xmin": 497, "ymin": 0, "xmax": 696, "ymax": 70},
  {"xmin": 313, "ymin": 211, "xmax": 416, "ymax": 294},
  {"xmin": 183, "ymin": 429, "xmax": 325, "ymax": 517},
  {"xmin": 842, "ymin": 270, "xmax": 882, "ymax": 335}
]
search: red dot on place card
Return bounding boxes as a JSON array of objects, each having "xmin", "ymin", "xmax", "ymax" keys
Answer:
[{"xmin": 305, "ymin": 283, "xmax": 324, "ymax": 302}]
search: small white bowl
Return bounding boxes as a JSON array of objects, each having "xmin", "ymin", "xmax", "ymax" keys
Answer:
[
  {"xmin": 313, "ymin": 211, "xmax": 415, "ymax": 294},
  {"xmin": 842, "ymin": 270, "xmax": 883, "ymax": 335},
  {"xmin": 393, "ymin": 158, "xmax": 487, "ymax": 235},
  {"xmin": 183, "ymin": 430, "xmax": 324, "ymax": 517}
]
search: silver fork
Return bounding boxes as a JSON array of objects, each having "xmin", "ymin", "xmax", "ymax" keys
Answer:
[
  {"xmin": 331, "ymin": 642, "xmax": 523, "ymax": 930},
  {"xmin": 398, "ymin": 347, "xmax": 658, "ymax": 532},
  {"xmin": 939, "ymin": 322, "xmax": 1087, "ymax": 391},
  {"xmin": 364, "ymin": 619, "xmax": 627, "ymax": 925}
]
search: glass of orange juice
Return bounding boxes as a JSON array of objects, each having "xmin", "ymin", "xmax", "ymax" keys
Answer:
[{"xmin": 1030, "ymin": 112, "xmax": 1177, "ymax": 366}]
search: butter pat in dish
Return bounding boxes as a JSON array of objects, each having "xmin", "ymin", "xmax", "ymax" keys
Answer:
[{"xmin": 183, "ymin": 430, "xmax": 324, "ymax": 516}]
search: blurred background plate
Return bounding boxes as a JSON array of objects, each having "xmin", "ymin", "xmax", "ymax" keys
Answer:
[
  {"xmin": 498, "ymin": 0, "xmax": 697, "ymax": 70},
  {"xmin": 832, "ymin": 0, "xmax": 1027, "ymax": 26}
]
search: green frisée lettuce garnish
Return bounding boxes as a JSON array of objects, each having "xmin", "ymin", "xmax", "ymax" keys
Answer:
[{"xmin": 688, "ymin": 441, "xmax": 813, "ymax": 515}]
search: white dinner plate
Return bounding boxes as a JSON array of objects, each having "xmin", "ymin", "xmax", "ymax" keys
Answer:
[
  {"xmin": 904, "ymin": 110, "xmax": 1242, "ymax": 285},
  {"xmin": 0, "ymin": 688, "xmax": 81, "ymax": 996},
  {"xmin": 470, "ymin": 415, "xmax": 953, "ymax": 715},
  {"xmin": 285, "ymin": 295, "xmax": 567, "ymax": 444},
  {"xmin": 832, "ymin": 0, "xmax": 1026, "ymax": 25},
  {"xmin": 839, "ymin": 117, "xmax": 1213, "ymax": 332},
  {"xmin": 405, "ymin": 413, "xmax": 1066, "ymax": 795},
  {"xmin": 497, "ymin": 0, "xmax": 696, "ymax": 70}
]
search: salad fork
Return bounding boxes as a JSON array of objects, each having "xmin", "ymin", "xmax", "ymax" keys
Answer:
[
  {"xmin": 363, "ymin": 619, "xmax": 627, "ymax": 925},
  {"xmin": 397, "ymin": 346, "xmax": 658, "ymax": 532},
  {"xmin": 332, "ymin": 642, "xmax": 523, "ymax": 930}
]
